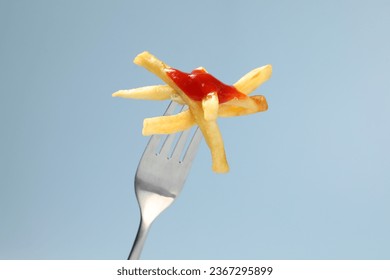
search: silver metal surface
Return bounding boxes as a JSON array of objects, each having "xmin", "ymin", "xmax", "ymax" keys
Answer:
[{"xmin": 128, "ymin": 102, "xmax": 202, "ymax": 260}]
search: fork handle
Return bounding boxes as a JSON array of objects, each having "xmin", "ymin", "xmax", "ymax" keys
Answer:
[{"xmin": 128, "ymin": 219, "xmax": 150, "ymax": 260}]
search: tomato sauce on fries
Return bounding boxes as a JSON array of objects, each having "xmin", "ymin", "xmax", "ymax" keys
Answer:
[{"xmin": 113, "ymin": 51, "xmax": 272, "ymax": 173}]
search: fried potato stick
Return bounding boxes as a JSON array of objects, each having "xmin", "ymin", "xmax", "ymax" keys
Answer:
[
  {"xmin": 234, "ymin": 65, "xmax": 272, "ymax": 95},
  {"xmin": 112, "ymin": 85, "xmax": 174, "ymax": 100},
  {"xmin": 143, "ymin": 110, "xmax": 195, "ymax": 136},
  {"xmin": 202, "ymin": 92, "xmax": 219, "ymax": 121},
  {"xmin": 143, "ymin": 94, "xmax": 268, "ymax": 135}
]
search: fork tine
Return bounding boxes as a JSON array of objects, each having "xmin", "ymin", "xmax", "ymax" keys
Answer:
[
  {"xmin": 163, "ymin": 101, "xmax": 177, "ymax": 116},
  {"xmin": 158, "ymin": 102, "xmax": 185, "ymax": 156},
  {"xmin": 159, "ymin": 133, "xmax": 177, "ymax": 156},
  {"xmin": 181, "ymin": 127, "xmax": 202, "ymax": 164},
  {"xmin": 171, "ymin": 129, "xmax": 191, "ymax": 160},
  {"xmin": 143, "ymin": 134, "xmax": 161, "ymax": 155}
]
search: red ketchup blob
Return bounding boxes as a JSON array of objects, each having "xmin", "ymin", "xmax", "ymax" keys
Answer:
[{"xmin": 165, "ymin": 67, "xmax": 246, "ymax": 103}]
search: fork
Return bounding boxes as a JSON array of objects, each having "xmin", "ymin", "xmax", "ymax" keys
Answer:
[{"xmin": 128, "ymin": 101, "xmax": 202, "ymax": 260}]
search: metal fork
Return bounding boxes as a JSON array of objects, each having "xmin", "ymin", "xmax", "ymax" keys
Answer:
[{"xmin": 128, "ymin": 101, "xmax": 202, "ymax": 260}]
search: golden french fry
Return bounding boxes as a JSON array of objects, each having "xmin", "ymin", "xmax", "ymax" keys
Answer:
[
  {"xmin": 133, "ymin": 52, "xmax": 173, "ymax": 86},
  {"xmin": 204, "ymin": 120, "xmax": 229, "ymax": 173},
  {"xmin": 142, "ymin": 110, "xmax": 195, "ymax": 135},
  {"xmin": 142, "ymin": 95, "xmax": 268, "ymax": 135},
  {"xmin": 234, "ymin": 65, "xmax": 272, "ymax": 95},
  {"xmin": 202, "ymin": 92, "xmax": 219, "ymax": 121},
  {"xmin": 219, "ymin": 95, "xmax": 268, "ymax": 117},
  {"xmin": 223, "ymin": 96, "xmax": 258, "ymax": 111},
  {"xmin": 134, "ymin": 51, "xmax": 229, "ymax": 173},
  {"xmin": 112, "ymin": 85, "xmax": 174, "ymax": 100}
]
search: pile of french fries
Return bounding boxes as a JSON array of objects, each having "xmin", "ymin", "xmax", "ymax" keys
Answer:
[{"xmin": 113, "ymin": 51, "xmax": 272, "ymax": 173}]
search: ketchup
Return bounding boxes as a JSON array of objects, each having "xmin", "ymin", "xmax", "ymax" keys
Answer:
[{"xmin": 165, "ymin": 67, "xmax": 247, "ymax": 103}]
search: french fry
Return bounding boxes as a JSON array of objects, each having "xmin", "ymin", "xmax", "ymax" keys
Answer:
[
  {"xmin": 219, "ymin": 95, "xmax": 268, "ymax": 117},
  {"xmin": 234, "ymin": 65, "xmax": 272, "ymax": 95},
  {"xmin": 202, "ymin": 92, "xmax": 219, "ymax": 121},
  {"xmin": 224, "ymin": 96, "xmax": 257, "ymax": 111},
  {"xmin": 143, "ymin": 94, "xmax": 268, "ymax": 135},
  {"xmin": 133, "ymin": 52, "xmax": 172, "ymax": 86},
  {"xmin": 134, "ymin": 52, "xmax": 229, "ymax": 173},
  {"xmin": 143, "ymin": 110, "xmax": 195, "ymax": 135},
  {"xmin": 204, "ymin": 120, "xmax": 228, "ymax": 173},
  {"xmin": 112, "ymin": 85, "xmax": 174, "ymax": 100}
]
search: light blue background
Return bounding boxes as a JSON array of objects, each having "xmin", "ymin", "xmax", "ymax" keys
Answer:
[{"xmin": 1, "ymin": 0, "xmax": 389, "ymax": 259}]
